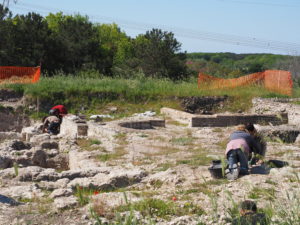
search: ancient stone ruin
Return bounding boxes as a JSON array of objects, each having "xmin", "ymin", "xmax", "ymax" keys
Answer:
[{"xmin": 1, "ymin": 93, "xmax": 300, "ymax": 224}]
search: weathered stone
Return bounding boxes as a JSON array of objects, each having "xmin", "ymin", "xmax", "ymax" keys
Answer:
[
  {"xmin": 0, "ymin": 106, "xmax": 30, "ymax": 132},
  {"xmin": 21, "ymin": 126, "xmax": 40, "ymax": 142},
  {"xmin": 59, "ymin": 139, "xmax": 77, "ymax": 153},
  {"xmin": 68, "ymin": 150, "xmax": 99, "ymax": 170},
  {"xmin": 119, "ymin": 120, "xmax": 165, "ymax": 129},
  {"xmin": 17, "ymin": 166, "xmax": 44, "ymax": 181},
  {"xmin": 258, "ymin": 125, "xmax": 300, "ymax": 143},
  {"xmin": 41, "ymin": 141, "xmax": 59, "ymax": 149},
  {"xmin": 0, "ymin": 184, "xmax": 44, "ymax": 200},
  {"xmin": 67, "ymin": 169, "xmax": 147, "ymax": 190},
  {"xmin": 31, "ymin": 149, "xmax": 48, "ymax": 167},
  {"xmin": 270, "ymin": 166, "xmax": 297, "ymax": 178},
  {"xmin": 46, "ymin": 149, "xmax": 59, "ymax": 158},
  {"xmin": 252, "ymin": 98, "xmax": 300, "ymax": 125},
  {"xmin": 0, "ymin": 155, "xmax": 12, "ymax": 169},
  {"xmin": 53, "ymin": 196, "xmax": 77, "ymax": 210},
  {"xmin": 39, "ymin": 178, "xmax": 70, "ymax": 191},
  {"xmin": 49, "ymin": 188, "xmax": 73, "ymax": 199},
  {"xmin": 170, "ymin": 216, "xmax": 200, "ymax": 225},
  {"xmin": 90, "ymin": 192, "xmax": 140, "ymax": 209},
  {"xmin": 34, "ymin": 168, "xmax": 59, "ymax": 181},
  {"xmin": 14, "ymin": 156, "xmax": 31, "ymax": 167},
  {"xmin": 181, "ymin": 96, "xmax": 228, "ymax": 114},
  {"xmin": 0, "ymin": 167, "xmax": 15, "ymax": 178},
  {"xmin": 0, "ymin": 132, "xmax": 21, "ymax": 141},
  {"xmin": 60, "ymin": 115, "xmax": 88, "ymax": 138},
  {"xmin": 46, "ymin": 154, "xmax": 69, "ymax": 170},
  {"xmin": 60, "ymin": 168, "xmax": 109, "ymax": 180},
  {"xmin": 17, "ymin": 166, "xmax": 59, "ymax": 182},
  {"xmin": 7, "ymin": 140, "xmax": 31, "ymax": 151},
  {"xmin": 30, "ymin": 133, "xmax": 50, "ymax": 145},
  {"xmin": 161, "ymin": 107, "xmax": 288, "ymax": 127}
]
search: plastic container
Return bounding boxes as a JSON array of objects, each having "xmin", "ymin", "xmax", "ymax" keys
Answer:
[{"xmin": 208, "ymin": 160, "xmax": 224, "ymax": 179}]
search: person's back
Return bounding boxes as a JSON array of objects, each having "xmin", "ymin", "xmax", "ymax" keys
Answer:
[
  {"xmin": 230, "ymin": 130, "xmax": 261, "ymax": 155},
  {"xmin": 51, "ymin": 105, "xmax": 68, "ymax": 115},
  {"xmin": 43, "ymin": 115, "xmax": 60, "ymax": 135}
]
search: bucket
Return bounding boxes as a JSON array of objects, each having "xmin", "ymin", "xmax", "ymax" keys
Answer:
[{"xmin": 208, "ymin": 160, "xmax": 224, "ymax": 179}]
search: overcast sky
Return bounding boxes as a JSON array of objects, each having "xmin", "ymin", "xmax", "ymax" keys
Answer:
[{"xmin": 8, "ymin": 0, "xmax": 300, "ymax": 55}]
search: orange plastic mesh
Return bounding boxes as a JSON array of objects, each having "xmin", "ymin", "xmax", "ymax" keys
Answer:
[
  {"xmin": 198, "ymin": 70, "xmax": 293, "ymax": 96},
  {"xmin": 0, "ymin": 66, "xmax": 41, "ymax": 84}
]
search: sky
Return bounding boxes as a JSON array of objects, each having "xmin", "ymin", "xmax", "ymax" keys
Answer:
[{"xmin": 6, "ymin": 0, "xmax": 300, "ymax": 55}]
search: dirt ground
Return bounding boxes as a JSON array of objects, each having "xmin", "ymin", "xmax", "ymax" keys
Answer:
[{"xmin": 0, "ymin": 98, "xmax": 300, "ymax": 224}]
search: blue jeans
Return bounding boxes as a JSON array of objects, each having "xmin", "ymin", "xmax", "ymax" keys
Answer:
[
  {"xmin": 227, "ymin": 148, "xmax": 249, "ymax": 173},
  {"xmin": 48, "ymin": 122, "xmax": 60, "ymax": 135}
]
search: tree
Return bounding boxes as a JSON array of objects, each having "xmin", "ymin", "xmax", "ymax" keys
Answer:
[
  {"xmin": 45, "ymin": 12, "xmax": 101, "ymax": 74},
  {"xmin": 10, "ymin": 12, "xmax": 50, "ymax": 66},
  {"xmin": 130, "ymin": 28, "xmax": 188, "ymax": 79},
  {"xmin": 94, "ymin": 23, "xmax": 132, "ymax": 75},
  {"xmin": 0, "ymin": 5, "xmax": 14, "ymax": 65}
]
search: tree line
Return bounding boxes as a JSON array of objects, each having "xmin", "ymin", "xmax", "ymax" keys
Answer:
[
  {"xmin": 186, "ymin": 52, "xmax": 300, "ymax": 79},
  {"xmin": 0, "ymin": 5, "xmax": 187, "ymax": 79},
  {"xmin": 1, "ymin": 4, "xmax": 299, "ymax": 80}
]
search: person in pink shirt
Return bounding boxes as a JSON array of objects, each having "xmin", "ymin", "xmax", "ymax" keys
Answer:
[{"xmin": 225, "ymin": 125, "xmax": 250, "ymax": 180}]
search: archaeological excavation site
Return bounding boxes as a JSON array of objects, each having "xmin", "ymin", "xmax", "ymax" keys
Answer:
[{"xmin": 0, "ymin": 91, "xmax": 300, "ymax": 225}]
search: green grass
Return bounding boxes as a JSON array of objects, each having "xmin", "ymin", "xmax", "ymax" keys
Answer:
[
  {"xmin": 74, "ymin": 185, "xmax": 102, "ymax": 206},
  {"xmin": 116, "ymin": 198, "xmax": 204, "ymax": 219},
  {"xmin": 154, "ymin": 162, "xmax": 175, "ymax": 172},
  {"xmin": 2, "ymin": 74, "xmax": 294, "ymax": 118},
  {"xmin": 248, "ymin": 187, "xmax": 276, "ymax": 200},
  {"xmin": 170, "ymin": 137, "xmax": 194, "ymax": 146},
  {"xmin": 76, "ymin": 138, "xmax": 104, "ymax": 151},
  {"xmin": 176, "ymin": 147, "xmax": 214, "ymax": 166},
  {"xmin": 96, "ymin": 147, "xmax": 127, "ymax": 162}
]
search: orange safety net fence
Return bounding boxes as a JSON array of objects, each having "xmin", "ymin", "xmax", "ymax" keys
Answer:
[
  {"xmin": 198, "ymin": 70, "xmax": 293, "ymax": 96},
  {"xmin": 0, "ymin": 66, "xmax": 41, "ymax": 84}
]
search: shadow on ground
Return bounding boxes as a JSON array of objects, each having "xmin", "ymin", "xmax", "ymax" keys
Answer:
[{"xmin": 0, "ymin": 194, "xmax": 20, "ymax": 206}]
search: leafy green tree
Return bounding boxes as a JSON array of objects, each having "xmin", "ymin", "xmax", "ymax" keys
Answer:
[
  {"xmin": 45, "ymin": 13, "xmax": 101, "ymax": 74},
  {"xmin": 130, "ymin": 28, "xmax": 188, "ymax": 79},
  {"xmin": 94, "ymin": 23, "xmax": 133, "ymax": 75},
  {"xmin": 0, "ymin": 5, "xmax": 14, "ymax": 65},
  {"xmin": 10, "ymin": 12, "xmax": 50, "ymax": 67}
]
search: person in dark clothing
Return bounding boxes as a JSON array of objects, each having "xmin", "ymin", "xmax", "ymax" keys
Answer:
[
  {"xmin": 231, "ymin": 200, "xmax": 268, "ymax": 225},
  {"xmin": 246, "ymin": 123, "xmax": 267, "ymax": 165},
  {"xmin": 230, "ymin": 124, "xmax": 262, "ymax": 156},
  {"xmin": 50, "ymin": 105, "xmax": 67, "ymax": 124},
  {"xmin": 42, "ymin": 109, "xmax": 60, "ymax": 135},
  {"xmin": 225, "ymin": 124, "xmax": 263, "ymax": 179},
  {"xmin": 51, "ymin": 105, "xmax": 67, "ymax": 117}
]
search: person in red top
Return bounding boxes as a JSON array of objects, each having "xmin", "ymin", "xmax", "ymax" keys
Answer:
[
  {"xmin": 51, "ymin": 105, "xmax": 68, "ymax": 116},
  {"xmin": 51, "ymin": 105, "xmax": 68, "ymax": 124}
]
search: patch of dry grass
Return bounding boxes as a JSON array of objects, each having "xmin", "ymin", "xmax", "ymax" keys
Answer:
[
  {"xmin": 76, "ymin": 138, "xmax": 105, "ymax": 151},
  {"xmin": 142, "ymin": 146, "xmax": 181, "ymax": 157},
  {"xmin": 96, "ymin": 146, "xmax": 127, "ymax": 162},
  {"xmin": 176, "ymin": 147, "xmax": 214, "ymax": 167}
]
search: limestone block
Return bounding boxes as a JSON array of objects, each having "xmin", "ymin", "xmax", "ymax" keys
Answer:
[
  {"xmin": 0, "ymin": 132, "xmax": 21, "ymax": 141},
  {"xmin": 50, "ymin": 188, "xmax": 73, "ymax": 199},
  {"xmin": 54, "ymin": 196, "xmax": 77, "ymax": 210}
]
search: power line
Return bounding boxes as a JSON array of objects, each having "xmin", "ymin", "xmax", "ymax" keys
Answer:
[
  {"xmin": 9, "ymin": 2, "xmax": 300, "ymax": 55},
  {"xmin": 216, "ymin": 0, "xmax": 300, "ymax": 7}
]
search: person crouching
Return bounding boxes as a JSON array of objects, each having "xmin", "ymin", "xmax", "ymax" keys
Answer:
[
  {"xmin": 42, "ymin": 109, "xmax": 60, "ymax": 135},
  {"xmin": 225, "ymin": 137, "xmax": 250, "ymax": 180}
]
